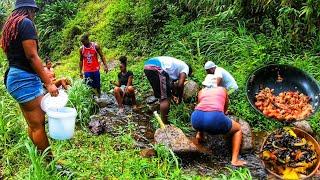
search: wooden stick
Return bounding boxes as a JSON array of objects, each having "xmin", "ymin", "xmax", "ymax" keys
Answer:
[{"xmin": 153, "ymin": 111, "xmax": 165, "ymax": 129}]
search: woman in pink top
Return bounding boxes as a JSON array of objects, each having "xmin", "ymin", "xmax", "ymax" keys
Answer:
[{"xmin": 191, "ymin": 75, "xmax": 246, "ymax": 167}]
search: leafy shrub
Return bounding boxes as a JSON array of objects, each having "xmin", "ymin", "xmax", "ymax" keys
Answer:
[
  {"xmin": 67, "ymin": 80, "xmax": 98, "ymax": 127},
  {"xmin": 36, "ymin": 0, "xmax": 78, "ymax": 56}
]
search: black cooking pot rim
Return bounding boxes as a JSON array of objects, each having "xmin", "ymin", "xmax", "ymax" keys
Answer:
[{"xmin": 245, "ymin": 63, "xmax": 320, "ymax": 121}]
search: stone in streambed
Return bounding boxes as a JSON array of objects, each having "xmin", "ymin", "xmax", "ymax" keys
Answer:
[
  {"xmin": 293, "ymin": 120, "xmax": 313, "ymax": 134},
  {"xmin": 183, "ymin": 80, "xmax": 199, "ymax": 100},
  {"xmin": 145, "ymin": 96, "xmax": 158, "ymax": 104},
  {"xmin": 94, "ymin": 93, "xmax": 115, "ymax": 108},
  {"xmin": 140, "ymin": 148, "xmax": 156, "ymax": 157},
  {"xmin": 88, "ymin": 119, "xmax": 106, "ymax": 135},
  {"xmin": 228, "ymin": 115, "xmax": 253, "ymax": 152},
  {"xmin": 154, "ymin": 125, "xmax": 198, "ymax": 153},
  {"xmin": 144, "ymin": 96, "xmax": 159, "ymax": 113}
]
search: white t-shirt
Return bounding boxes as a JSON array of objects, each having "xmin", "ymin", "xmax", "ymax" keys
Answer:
[
  {"xmin": 213, "ymin": 67, "xmax": 238, "ymax": 90},
  {"xmin": 157, "ymin": 56, "xmax": 189, "ymax": 80}
]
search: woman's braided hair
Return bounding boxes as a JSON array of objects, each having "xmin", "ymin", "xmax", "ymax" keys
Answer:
[{"xmin": 1, "ymin": 8, "xmax": 34, "ymax": 53}]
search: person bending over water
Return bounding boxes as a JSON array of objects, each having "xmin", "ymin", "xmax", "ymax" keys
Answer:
[
  {"xmin": 191, "ymin": 75, "xmax": 246, "ymax": 167},
  {"xmin": 144, "ymin": 56, "xmax": 192, "ymax": 124},
  {"xmin": 112, "ymin": 56, "xmax": 137, "ymax": 114}
]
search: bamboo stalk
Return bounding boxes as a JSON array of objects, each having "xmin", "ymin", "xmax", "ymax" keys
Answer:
[{"xmin": 153, "ymin": 111, "xmax": 165, "ymax": 129}]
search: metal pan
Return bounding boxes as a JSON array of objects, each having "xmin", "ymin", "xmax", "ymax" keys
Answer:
[
  {"xmin": 246, "ymin": 64, "xmax": 320, "ymax": 121},
  {"xmin": 260, "ymin": 127, "xmax": 320, "ymax": 179}
]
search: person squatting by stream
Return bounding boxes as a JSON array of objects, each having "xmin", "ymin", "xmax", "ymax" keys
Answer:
[
  {"xmin": 111, "ymin": 56, "xmax": 137, "ymax": 114},
  {"xmin": 191, "ymin": 74, "xmax": 247, "ymax": 167}
]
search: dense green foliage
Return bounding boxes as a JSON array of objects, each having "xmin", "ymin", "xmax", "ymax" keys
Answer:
[
  {"xmin": 49, "ymin": 0, "xmax": 320, "ymax": 134},
  {"xmin": 1, "ymin": 0, "xmax": 320, "ymax": 179},
  {"xmin": 36, "ymin": 0, "xmax": 79, "ymax": 56}
]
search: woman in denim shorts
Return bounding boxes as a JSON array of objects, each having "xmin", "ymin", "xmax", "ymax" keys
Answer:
[{"xmin": 1, "ymin": 0, "xmax": 58, "ymax": 154}]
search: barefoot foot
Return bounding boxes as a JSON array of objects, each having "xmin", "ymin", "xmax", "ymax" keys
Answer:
[
  {"xmin": 231, "ymin": 160, "xmax": 247, "ymax": 167},
  {"xmin": 196, "ymin": 132, "xmax": 204, "ymax": 143},
  {"xmin": 117, "ymin": 108, "xmax": 124, "ymax": 115}
]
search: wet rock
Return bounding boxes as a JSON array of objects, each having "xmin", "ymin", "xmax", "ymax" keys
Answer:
[
  {"xmin": 143, "ymin": 96, "xmax": 160, "ymax": 113},
  {"xmin": 88, "ymin": 119, "xmax": 106, "ymax": 135},
  {"xmin": 183, "ymin": 80, "xmax": 199, "ymax": 100},
  {"xmin": 145, "ymin": 96, "xmax": 158, "ymax": 104},
  {"xmin": 154, "ymin": 125, "xmax": 198, "ymax": 153},
  {"xmin": 140, "ymin": 148, "xmax": 156, "ymax": 158},
  {"xmin": 241, "ymin": 154, "xmax": 267, "ymax": 179},
  {"xmin": 229, "ymin": 115, "xmax": 253, "ymax": 151},
  {"xmin": 139, "ymin": 126, "xmax": 147, "ymax": 133},
  {"xmin": 94, "ymin": 93, "xmax": 115, "ymax": 108},
  {"xmin": 89, "ymin": 106, "xmax": 155, "ymax": 149},
  {"xmin": 293, "ymin": 120, "xmax": 313, "ymax": 134}
]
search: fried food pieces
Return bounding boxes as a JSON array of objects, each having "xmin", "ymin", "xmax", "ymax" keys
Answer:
[
  {"xmin": 255, "ymin": 88, "xmax": 313, "ymax": 121},
  {"xmin": 261, "ymin": 128, "xmax": 317, "ymax": 179}
]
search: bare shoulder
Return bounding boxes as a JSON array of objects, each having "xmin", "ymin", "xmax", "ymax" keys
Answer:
[{"xmin": 94, "ymin": 42, "xmax": 101, "ymax": 50}]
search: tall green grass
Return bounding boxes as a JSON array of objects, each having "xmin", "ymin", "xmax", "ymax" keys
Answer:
[
  {"xmin": 67, "ymin": 80, "xmax": 98, "ymax": 127},
  {"xmin": 215, "ymin": 167, "xmax": 252, "ymax": 180}
]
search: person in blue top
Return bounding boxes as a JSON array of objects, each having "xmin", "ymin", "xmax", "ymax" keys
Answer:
[
  {"xmin": 144, "ymin": 56, "xmax": 192, "ymax": 123},
  {"xmin": 1, "ymin": 0, "xmax": 58, "ymax": 155}
]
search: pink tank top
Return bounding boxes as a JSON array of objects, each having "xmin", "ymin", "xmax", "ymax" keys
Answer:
[{"xmin": 195, "ymin": 87, "xmax": 226, "ymax": 112}]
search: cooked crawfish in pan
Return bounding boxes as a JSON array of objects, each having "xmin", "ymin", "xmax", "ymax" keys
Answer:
[
  {"xmin": 255, "ymin": 88, "xmax": 313, "ymax": 121},
  {"xmin": 261, "ymin": 128, "xmax": 317, "ymax": 179}
]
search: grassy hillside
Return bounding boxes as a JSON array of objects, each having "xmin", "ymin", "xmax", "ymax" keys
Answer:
[{"xmin": 52, "ymin": 0, "xmax": 320, "ymax": 135}]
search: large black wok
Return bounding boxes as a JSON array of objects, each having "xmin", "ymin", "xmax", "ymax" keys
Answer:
[{"xmin": 246, "ymin": 64, "xmax": 320, "ymax": 120}]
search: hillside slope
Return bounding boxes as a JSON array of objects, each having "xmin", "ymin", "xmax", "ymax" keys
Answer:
[{"xmin": 52, "ymin": 0, "xmax": 320, "ymax": 135}]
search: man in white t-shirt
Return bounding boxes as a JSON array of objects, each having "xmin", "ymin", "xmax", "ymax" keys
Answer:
[
  {"xmin": 144, "ymin": 56, "xmax": 193, "ymax": 123},
  {"xmin": 204, "ymin": 61, "xmax": 238, "ymax": 93}
]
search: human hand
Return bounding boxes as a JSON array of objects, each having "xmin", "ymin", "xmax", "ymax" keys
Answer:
[
  {"xmin": 225, "ymin": 110, "xmax": 229, "ymax": 115},
  {"xmin": 104, "ymin": 66, "xmax": 108, "ymax": 73},
  {"xmin": 46, "ymin": 84, "xmax": 59, "ymax": 97},
  {"xmin": 173, "ymin": 96, "xmax": 179, "ymax": 104},
  {"xmin": 123, "ymin": 87, "xmax": 128, "ymax": 96},
  {"xmin": 80, "ymin": 72, "xmax": 83, "ymax": 79}
]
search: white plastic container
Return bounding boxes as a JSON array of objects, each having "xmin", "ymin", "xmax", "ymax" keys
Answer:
[
  {"xmin": 47, "ymin": 107, "xmax": 77, "ymax": 140},
  {"xmin": 41, "ymin": 90, "xmax": 68, "ymax": 112}
]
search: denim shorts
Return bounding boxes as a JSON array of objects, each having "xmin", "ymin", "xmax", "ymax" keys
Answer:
[
  {"xmin": 84, "ymin": 70, "xmax": 100, "ymax": 88},
  {"xmin": 6, "ymin": 67, "xmax": 44, "ymax": 104},
  {"xmin": 191, "ymin": 110, "xmax": 232, "ymax": 135}
]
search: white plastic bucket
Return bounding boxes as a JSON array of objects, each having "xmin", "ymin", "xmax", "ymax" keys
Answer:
[{"xmin": 47, "ymin": 107, "xmax": 77, "ymax": 140}]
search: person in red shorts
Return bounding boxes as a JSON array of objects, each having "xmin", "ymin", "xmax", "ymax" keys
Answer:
[{"xmin": 79, "ymin": 34, "xmax": 108, "ymax": 97}]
